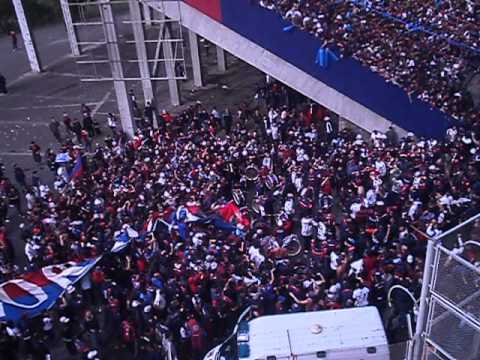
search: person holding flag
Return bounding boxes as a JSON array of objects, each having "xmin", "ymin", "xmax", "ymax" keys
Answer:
[{"xmin": 69, "ymin": 153, "xmax": 85, "ymax": 182}]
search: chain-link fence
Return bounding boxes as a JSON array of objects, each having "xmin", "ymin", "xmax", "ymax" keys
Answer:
[
  {"xmin": 417, "ymin": 214, "xmax": 480, "ymax": 360},
  {"xmin": 389, "ymin": 340, "xmax": 413, "ymax": 360}
]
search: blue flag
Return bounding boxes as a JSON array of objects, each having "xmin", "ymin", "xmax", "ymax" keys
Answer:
[
  {"xmin": 315, "ymin": 47, "xmax": 339, "ymax": 68},
  {"xmin": 111, "ymin": 225, "xmax": 139, "ymax": 253}
]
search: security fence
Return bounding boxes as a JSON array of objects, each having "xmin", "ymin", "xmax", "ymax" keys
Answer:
[{"xmin": 415, "ymin": 214, "xmax": 480, "ymax": 360}]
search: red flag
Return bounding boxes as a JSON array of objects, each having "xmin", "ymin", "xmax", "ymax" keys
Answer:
[{"xmin": 218, "ymin": 201, "xmax": 250, "ymax": 229}]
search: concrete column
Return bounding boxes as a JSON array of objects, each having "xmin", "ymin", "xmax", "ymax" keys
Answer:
[
  {"xmin": 128, "ymin": 0, "xmax": 154, "ymax": 103},
  {"xmin": 143, "ymin": 3, "xmax": 152, "ymax": 26},
  {"xmin": 188, "ymin": 30, "xmax": 204, "ymax": 87},
  {"xmin": 12, "ymin": 0, "xmax": 42, "ymax": 72},
  {"xmin": 216, "ymin": 45, "xmax": 227, "ymax": 73},
  {"xmin": 60, "ymin": 0, "xmax": 80, "ymax": 56},
  {"xmin": 99, "ymin": 0, "xmax": 135, "ymax": 137}
]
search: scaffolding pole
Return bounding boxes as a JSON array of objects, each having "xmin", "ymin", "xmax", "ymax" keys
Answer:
[
  {"xmin": 188, "ymin": 30, "xmax": 204, "ymax": 87},
  {"xmin": 156, "ymin": 10, "xmax": 180, "ymax": 106},
  {"xmin": 12, "ymin": 0, "xmax": 42, "ymax": 72},
  {"xmin": 99, "ymin": 0, "xmax": 135, "ymax": 137},
  {"xmin": 60, "ymin": 0, "xmax": 80, "ymax": 56},
  {"xmin": 412, "ymin": 239, "xmax": 435, "ymax": 360},
  {"xmin": 128, "ymin": 0, "xmax": 155, "ymax": 103},
  {"xmin": 142, "ymin": 2, "xmax": 152, "ymax": 26}
]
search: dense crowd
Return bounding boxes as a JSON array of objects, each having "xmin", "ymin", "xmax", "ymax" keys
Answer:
[
  {"xmin": 1, "ymin": 81, "xmax": 480, "ymax": 360},
  {"xmin": 258, "ymin": 0, "xmax": 480, "ymax": 124}
]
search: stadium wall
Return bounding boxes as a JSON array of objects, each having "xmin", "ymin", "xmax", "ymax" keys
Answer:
[{"xmin": 160, "ymin": 1, "xmax": 455, "ymax": 138}]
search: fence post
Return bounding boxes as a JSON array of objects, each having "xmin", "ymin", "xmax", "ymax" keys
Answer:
[{"xmin": 412, "ymin": 239, "xmax": 435, "ymax": 360}]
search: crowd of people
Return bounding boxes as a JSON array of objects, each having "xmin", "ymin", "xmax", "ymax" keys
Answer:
[
  {"xmin": 0, "ymin": 80, "xmax": 480, "ymax": 360},
  {"xmin": 258, "ymin": 0, "xmax": 480, "ymax": 125}
]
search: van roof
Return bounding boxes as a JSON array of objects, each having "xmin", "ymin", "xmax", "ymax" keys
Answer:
[{"xmin": 245, "ymin": 307, "xmax": 387, "ymax": 359}]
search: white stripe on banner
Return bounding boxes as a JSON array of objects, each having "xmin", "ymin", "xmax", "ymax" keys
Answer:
[
  {"xmin": 0, "ymin": 257, "xmax": 101, "ymax": 321},
  {"xmin": 111, "ymin": 240, "xmax": 130, "ymax": 253},
  {"xmin": 0, "ymin": 280, "xmax": 49, "ymax": 309}
]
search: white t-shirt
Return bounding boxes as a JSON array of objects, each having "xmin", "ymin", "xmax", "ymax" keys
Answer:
[
  {"xmin": 330, "ymin": 251, "xmax": 339, "ymax": 270},
  {"xmin": 25, "ymin": 242, "xmax": 40, "ymax": 262},
  {"xmin": 25, "ymin": 192, "xmax": 35, "ymax": 210},
  {"xmin": 268, "ymin": 109, "xmax": 278, "ymax": 122},
  {"xmin": 271, "ymin": 123, "xmax": 279, "ymax": 140},
  {"xmin": 248, "ymin": 246, "xmax": 265, "ymax": 268},
  {"xmin": 375, "ymin": 160, "xmax": 387, "ymax": 177},
  {"xmin": 353, "ymin": 286, "xmax": 370, "ymax": 307},
  {"xmin": 284, "ymin": 198, "xmax": 295, "ymax": 215},
  {"xmin": 301, "ymin": 217, "xmax": 314, "ymax": 237},
  {"xmin": 350, "ymin": 202, "xmax": 362, "ymax": 219},
  {"xmin": 316, "ymin": 221, "xmax": 327, "ymax": 240},
  {"xmin": 294, "ymin": 176, "xmax": 303, "ymax": 193},
  {"xmin": 107, "ymin": 116, "xmax": 116, "ymax": 128}
]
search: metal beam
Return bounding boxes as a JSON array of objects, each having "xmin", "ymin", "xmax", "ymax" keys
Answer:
[
  {"xmin": 12, "ymin": 0, "xmax": 42, "ymax": 72},
  {"xmin": 188, "ymin": 30, "xmax": 204, "ymax": 87},
  {"xmin": 431, "ymin": 292, "xmax": 480, "ymax": 332},
  {"xmin": 155, "ymin": 11, "xmax": 180, "ymax": 106},
  {"xmin": 80, "ymin": 76, "xmax": 185, "ymax": 82},
  {"xmin": 143, "ymin": 3, "xmax": 152, "ymax": 26},
  {"xmin": 77, "ymin": 59, "xmax": 185, "ymax": 64},
  {"xmin": 164, "ymin": 24, "xmax": 181, "ymax": 105},
  {"xmin": 124, "ymin": 39, "xmax": 183, "ymax": 44},
  {"xmin": 60, "ymin": 0, "xmax": 80, "ymax": 56},
  {"xmin": 122, "ymin": 19, "xmax": 180, "ymax": 25},
  {"xmin": 77, "ymin": 41, "xmax": 108, "ymax": 45},
  {"xmin": 80, "ymin": 76, "xmax": 186, "ymax": 82},
  {"xmin": 432, "ymin": 288, "xmax": 480, "ymax": 326},
  {"xmin": 128, "ymin": 0, "xmax": 155, "ymax": 104},
  {"xmin": 69, "ymin": 0, "xmax": 182, "ymax": 5},
  {"xmin": 150, "ymin": 18, "xmax": 167, "ymax": 77},
  {"xmin": 99, "ymin": 0, "xmax": 135, "ymax": 137},
  {"xmin": 72, "ymin": 22, "xmax": 104, "ymax": 26},
  {"xmin": 216, "ymin": 45, "xmax": 227, "ymax": 73},
  {"xmin": 412, "ymin": 239, "xmax": 435, "ymax": 360}
]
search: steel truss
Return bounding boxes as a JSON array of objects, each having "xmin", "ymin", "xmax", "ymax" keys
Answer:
[{"xmin": 61, "ymin": 0, "xmax": 186, "ymax": 136}]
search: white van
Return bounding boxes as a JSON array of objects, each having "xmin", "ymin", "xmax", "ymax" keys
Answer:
[{"xmin": 204, "ymin": 307, "xmax": 390, "ymax": 360}]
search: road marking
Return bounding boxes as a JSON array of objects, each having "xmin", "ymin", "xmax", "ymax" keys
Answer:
[
  {"xmin": 96, "ymin": 112, "xmax": 119, "ymax": 116},
  {"xmin": 6, "ymin": 103, "xmax": 97, "ymax": 111},
  {"xmin": 46, "ymin": 71, "xmax": 95, "ymax": 78},
  {"xmin": 0, "ymin": 152, "xmax": 32, "ymax": 156},
  {"xmin": 92, "ymin": 90, "xmax": 112, "ymax": 117},
  {"xmin": 49, "ymin": 39, "xmax": 68, "ymax": 46},
  {"xmin": 0, "ymin": 120, "xmax": 48, "ymax": 125}
]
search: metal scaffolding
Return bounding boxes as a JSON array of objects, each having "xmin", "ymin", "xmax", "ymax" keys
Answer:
[{"xmin": 62, "ymin": 0, "xmax": 187, "ymax": 135}]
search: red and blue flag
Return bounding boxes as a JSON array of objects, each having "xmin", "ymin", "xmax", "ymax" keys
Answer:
[
  {"xmin": 212, "ymin": 201, "xmax": 250, "ymax": 236},
  {"xmin": 0, "ymin": 258, "xmax": 100, "ymax": 322},
  {"xmin": 69, "ymin": 155, "xmax": 84, "ymax": 181}
]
